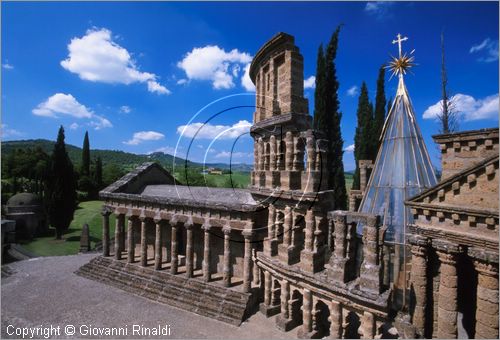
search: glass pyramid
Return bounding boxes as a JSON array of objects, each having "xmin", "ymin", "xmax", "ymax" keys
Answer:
[{"xmin": 358, "ymin": 75, "xmax": 437, "ymax": 244}]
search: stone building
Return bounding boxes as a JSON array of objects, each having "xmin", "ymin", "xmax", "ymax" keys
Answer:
[
  {"xmin": 5, "ymin": 192, "xmax": 47, "ymax": 239},
  {"xmin": 406, "ymin": 128, "xmax": 499, "ymax": 339},
  {"xmin": 77, "ymin": 32, "xmax": 499, "ymax": 339}
]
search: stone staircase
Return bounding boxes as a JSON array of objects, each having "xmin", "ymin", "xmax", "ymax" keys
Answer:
[{"xmin": 76, "ymin": 256, "xmax": 252, "ymax": 326}]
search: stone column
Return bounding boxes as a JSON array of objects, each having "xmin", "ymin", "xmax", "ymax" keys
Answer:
[
  {"xmin": 185, "ymin": 221, "xmax": 194, "ymax": 278},
  {"xmin": 263, "ymin": 270, "xmax": 271, "ymax": 306},
  {"xmin": 265, "ymin": 204, "xmax": 276, "ymax": 256},
  {"xmin": 361, "ymin": 311, "xmax": 375, "ymax": 339},
  {"xmin": 258, "ymin": 137, "xmax": 265, "ymax": 171},
  {"xmin": 304, "ymin": 209, "xmax": 314, "ymax": 252},
  {"xmin": 270, "ymin": 135, "xmax": 277, "ymax": 171},
  {"xmin": 306, "ymin": 135, "xmax": 316, "ymax": 172},
  {"xmin": 202, "ymin": 224, "xmax": 211, "ymax": 282},
  {"xmin": 242, "ymin": 229, "xmax": 253, "ymax": 293},
  {"xmin": 127, "ymin": 215, "xmax": 135, "ymax": 263},
  {"xmin": 140, "ymin": 217, "xmax": 148, "ymax": 267},
  {"xmin": 170, "ymin": 220, "xmax": 178, "ymax": 275},
  {"xmin": 293, "ymin": 137, "xmax": 304, "ymax": 171},
  {"xmin": 360, "ymin": 215, "xmax": 382, "ymax": 293},
  {"xmin": 223, "ymin": 226, "xmax": 232, "ymax": 287},
  {"xmin": 435, "ymin": 241, "xmax": 460, "ymax": 339},
  {"xmin": 330, "ymin": 211, "xmax": 349, "ymax": 282},
  {"xmin": 254, "ymin": 140, "xmax": 260, "ymax": 172},
  {"xmin": 253, "ymin": 257, "xmax": 260, "ymax": 286},
  {"xmin": 101, "ymin": 208, "xmax": 111, "ymax": 257},
  {"xmin": 154, "ymin": 219, "xmax": 162, "ymax": 270},
  {"xmin": 329, "ymin": 300, "xmax": 343, "ymax": 339},
  {"xmin": 360, "ymin": 165, "xmax": 367, "ymax": 192},
  {"xmin": 285, "ymin": 131, "xmax": 294, "ymax": 171},
  {"xmin": 283, "ymin": 206, "xmax": 292, "ymax": 247},
  {"xmin": 280, "ymin": 280, "xmax": 290, "ymax": 319},
  {"xmin": 301, "ymin": 289, "xmax": 313, "ymax": 336},
  {"xmin": 409, "ymin": 235, "xmax": 428, "ymax": 336},
  {"xmin": 114, "ymin": 213, "xmax": 124, "ymax": 260},
  {"xmin": 471, "ymin": 249, "xmax": 499, "ymax": 339}
]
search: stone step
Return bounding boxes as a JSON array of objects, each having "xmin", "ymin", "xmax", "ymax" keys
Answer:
[{"xmin": 76, "ymin": 256, "xmax": 251, "ymax": 326}]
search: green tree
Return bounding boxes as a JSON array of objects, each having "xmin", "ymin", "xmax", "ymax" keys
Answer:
[
  {"xmin": 372, "ymin": 65, "xmax": 387, "ymax": 158},
  {"xmin": 323, "ymin": 26, "xmax": 347, "ymax": 210},
  {"xmin": 81, "ymin": 131, "xmax": 90, "ymax": 176},
  {"xmin": 93, "ymin": 156, "xmax": 103, "ymax": 190},
  {"xmin": 103, "ymin": 163, "xmax": 125, "ymax": 186},
  {"xmin": 46, "ymin": 126, "xmax": 77, "ymax": 239},
  {"xmin": 313, "ymin": 44, "xmax": 327, "ymax": 130},
  {"xmin": 352, "ymin": 82, "xmax": 374, "ymax": 190}
]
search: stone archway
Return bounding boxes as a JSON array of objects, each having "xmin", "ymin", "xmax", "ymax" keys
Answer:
[
  {"xmin": 312, "ymin": 299, "xmax": 331, "ymax": 338},
  {"xmin": 344, "ymin": 310, "xmax": 361, "ymax": 339}
]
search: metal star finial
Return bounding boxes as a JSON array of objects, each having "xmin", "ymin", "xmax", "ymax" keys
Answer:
[{"xmin": 387, "ymin": 33, "xmax": 416, "ymax": 79}]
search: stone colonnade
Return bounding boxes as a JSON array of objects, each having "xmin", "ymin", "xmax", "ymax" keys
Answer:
[
  {"xmin": 259, "ymin": 270, "xmax": 380, "ymax": 338},
  {"xmin": 409, "ymin": 235, "xmax": 499, "ymax": 339},
  {"xmin": 101, "ymin": 208, "xmax": 255, "ymax": 293}
]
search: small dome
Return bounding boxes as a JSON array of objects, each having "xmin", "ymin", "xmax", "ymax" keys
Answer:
[{"xmin": 6, "ymin": 193, "xmax": 42, "ymax": 207}]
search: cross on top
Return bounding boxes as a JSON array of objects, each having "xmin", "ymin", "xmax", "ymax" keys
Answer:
[{"xmin": 392, "ymin": 33, "xmax": 408, "ymax": 58}]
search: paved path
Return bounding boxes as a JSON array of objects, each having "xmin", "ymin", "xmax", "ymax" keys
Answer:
[{"xmin": 1, "ymin": 254, "xmax": 289, "ymax": 339}]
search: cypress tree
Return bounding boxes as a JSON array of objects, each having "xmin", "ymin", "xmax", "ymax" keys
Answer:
[
  {"xmin": 352, "ymin": 82, "xmax": 374, "ymax": 190},
  {"xmin": 324, "ymin": 26, "xmax": 347, "ymax": 210},
  {"xmin": 46, "ymin": 126, "xmax": 77, "ymax": 239},
  {"xmin": 372, "ymin": 65, "xmax": 386, "ymax": 158},
  {"xmin": 81, "ymin": 131, "xmax": 90, "ymax": 176},
  {"xmin": 313, "ymin": 45, "xmax": 327, "ymax": 130},
  {"xmin": 93, "ymin": 156, "xmax": 103, "ymax": 191}
]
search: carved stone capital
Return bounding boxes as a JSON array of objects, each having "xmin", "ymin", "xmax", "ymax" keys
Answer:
[
  {"xmin": 434, "ymin": 240, "xmax": 461, "ymax": 264},
  {"xmin": 222, "ymin": 226, "xmax": 231, "ymax": 235},
  {"xmin": 242, "ymin": 229, "xmax": 254, "ymax": 238},
  {"xmin": 101, "ymin": 206, "xmax": 112, "ymax": 216}
]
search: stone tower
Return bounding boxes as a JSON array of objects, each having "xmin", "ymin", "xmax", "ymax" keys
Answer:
[{"xmin": 249, "ymin": 32, "xmax": 334, "ymax": 272}]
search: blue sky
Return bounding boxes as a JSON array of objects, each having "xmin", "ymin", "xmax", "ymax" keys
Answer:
[{"xmin": 2, "ymin": 1, "xmax": 498, "ymax": 171}]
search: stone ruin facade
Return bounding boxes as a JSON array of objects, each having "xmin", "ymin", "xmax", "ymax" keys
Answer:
[{"xmin": 77, "ymin": 32, "xmax": 499, "ymax": 339}]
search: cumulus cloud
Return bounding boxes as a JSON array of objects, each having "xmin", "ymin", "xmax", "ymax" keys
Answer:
[
  {"xmin": 2, "ymin": 63, "xmax": 13, "ymax": 70},
  {"xmin": 365, "ymin": 2, "xmax": 394, "ymax": 19},
  {"xmin": 423, "ymin": 93, "xmax": 499, "ymax": 121},
  {"xmin": 1, "ymin": 124, "xmax": 23, "ymax": 138},
  {"xmin": 32, "ymin": 93, "xmax": 112, "ymax": 130},
  {"xmin": 344, "ymin": 144, "xmax": 355, "ymax": 153},
  {"xmin": 241, "ymin": 63, "xmax": 255, "ymax": 92},
  {"xmin": 304, "ymin": 76, "xmax": 316, "ymax": 89},
  {"xmin": 61, "ymin": 28, "xmax": 170, "ymax": 94},
  {"xmin": 123, "ymin": 131, "xmax": 165, "ymax": 145},
  {"xmin": 347, "ymin": 86, "xmax": 359, "ymax": 97},
  {"xmin": 177, "ymin": 120, "xmax": 252, "ymax": 140},
  {"xmin": 120, "ymin": 105, "xmax": 131, "ymax": 114},
  {"xmin": 177, "ymin": 45, "xmax": 252, "ymax": 89},
  {"xmin": 469, "ymin": 38, "xmax": 499, "ymax": 63}
]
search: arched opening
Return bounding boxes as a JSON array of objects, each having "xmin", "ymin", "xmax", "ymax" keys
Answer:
[
  {"xmin": 272, "ymin": 279, "xmax": 281, "ymax": 308},
  {"xmin": 344, "ymin": 311, "xmax": 361, "ymax": 339},
  {"xmin": 289, "ymin": 289, "xmax": 303, "ymax": 329},
  {"xmin": 457, "ymin": 252, "xmax": 477, "ymax": 338},
  {"xmin": 312, "ymin": 300, "xmax": 331, "ymax": 338}
]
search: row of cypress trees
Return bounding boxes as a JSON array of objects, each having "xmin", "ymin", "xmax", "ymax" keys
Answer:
[{"xmin": 352, "ymin": 67, "xmax": 388, "ymax": 190}]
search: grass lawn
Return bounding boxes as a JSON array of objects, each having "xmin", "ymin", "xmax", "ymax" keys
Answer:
[
  {"xmin": 204, "ymin": 172, "xmax": 251, "ymax": 188},
  {"xmin": 21, "ymin": 200, "xmax": 115, "ymax": 257}
]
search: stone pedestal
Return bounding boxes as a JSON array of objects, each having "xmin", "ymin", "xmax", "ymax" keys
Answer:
[
  {"xmin": 265, "ymin": 171, "xmax": 281, "ymax": 188},
  {"xmin": 280, "ymin": 171, "xmax": 301, "ymax": 190},
  {"xmin": 79, "ymin": 223, "xmax": 90, "ymax": 252}
]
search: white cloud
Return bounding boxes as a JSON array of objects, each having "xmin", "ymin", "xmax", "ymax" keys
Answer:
[
  {"xmin": 123, "ymin": 131, "xmax": 165, "ymax": 145},
  {"xmin": 177, "ymin": 120, "xmax": 252, "ymax": 140},
  {"xmin": 120, "ymin": 105, "xmax": 131, "ymax": 114},
  {"xmin": 177, "ymin": 45, "xmax": 252, "ymax": 89},
  {"xmin": 2, "ymin": 63, "xmax": 13, "ymax": 70},
  {"xmin": 1, "ymin": 124, "xmax": 23, "ymax": 138},
  {"xmin": 61, "ymin": 28, "xmax": 170, "ymax": 94},
  {"xmin": 423, "ymin": 93, "xmax": 499, "ymax": 121},
  {"xmin": 215, "ymin": 151, "xmax": 252, "ymax": 159},
  {"xmin": 69, "ymin": 123, "xmax": 79, "ymax": 130},
  {"xmin": 241, "ymin": 63, "xmax": 255, "ymax": 92},
  {"xmin": 344, "ymin": 144, "xmax": 355, "ymax": 153},
  {"xmin": 177, "ymin": 78, "xmax": 188, "ymax": 85},
  {"xmin": 347, "ymin": 86, "xmax": 359, "ymax": 97},
  {"xmin": 304, "ymin": 76, "xmax": 316, "ymax": 89},
  {"xmin": 32, "ymin": 93, "xmax": 113, "ymax": 130},
  {"xmin": 365, "ymin": 2, "xmax": 394, "ymax": 19},
  {"xmin": 469, "ymin": 38, "xmax": 499, "ymax": 63}
]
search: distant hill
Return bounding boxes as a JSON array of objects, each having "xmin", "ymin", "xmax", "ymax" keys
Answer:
[{"xmin": 2, "ymin": 139, "xmax": 253, "ymax": 172}]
